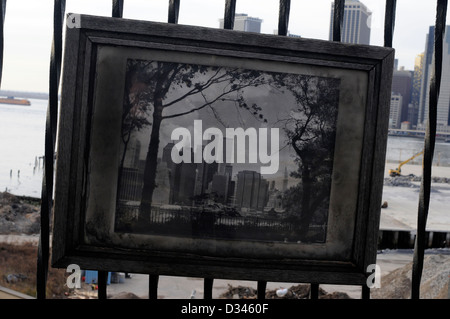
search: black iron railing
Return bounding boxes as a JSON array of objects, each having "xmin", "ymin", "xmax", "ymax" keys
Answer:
[{"xmin": 0, "ymin": 0, "xmax": 446, "ymax": 300}]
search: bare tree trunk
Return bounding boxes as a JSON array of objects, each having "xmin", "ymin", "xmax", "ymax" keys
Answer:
[
  {"xmin": 139, "ymin": 100, "xmax": 163, "ymax": 222},
  {"xmin": 299, "ymin": 163, "xmax": 313, "ymax": 240},
  {"xmin": 116, "ymin": 131, "xmax": 131, "ymax": 203}
]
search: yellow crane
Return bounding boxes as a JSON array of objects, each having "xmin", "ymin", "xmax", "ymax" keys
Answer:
[{"xmin": 389, "ymin": 150, "xmax": 424, "ymax": 177}]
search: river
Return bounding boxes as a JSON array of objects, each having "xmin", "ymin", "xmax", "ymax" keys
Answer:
[{"xmin": 1, "ymin": 100, "xmax": 450, "ymax": 198}]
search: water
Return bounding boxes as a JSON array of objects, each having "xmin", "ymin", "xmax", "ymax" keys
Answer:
[
  {"xmin": 0, "ymin": 99, "xmax": 47, "ymax": 198},
  {"xmin": 1, "ymin": 100, "xmax": 450, "ymax": 198},
  {"xmin": 386, "ymin": 135, "xmax": 450, "ymax": 166}
]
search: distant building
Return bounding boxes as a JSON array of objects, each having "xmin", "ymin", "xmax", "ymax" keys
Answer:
[
  {"xmin": 391, "ymin": 67, "xmax": 413, "ymax": 124},
  {"xmin": 235, "ymin": 170, "xmax": 268, "ymax": 212},
  {"xmin": 282, "ymin": 167, "xmax": 288, "ymax": 192},
  {"xmin": 328, "ymin": 0, "xmax": 372, "ymax": 45},
  {"xmin": 389, "ymin": 94, "xmax": 403, "ymax": 129},
  {"xmin": 409, "ymin": 53, "xmax": 424, "ymax": 127},
  {"xmin": 211, "ymin": 173, "xmax": 230, "ymax": 204},
  {"xmin": 418, "ymin": 25, "xmax": 450, "ymax": 131},
  {"xmin": 219, "ymin": 13, "xmax": 262, "ymax": 33},
  {"xmin": 273, "ymin": 30, "xmax": 301, "ymax": 37}
]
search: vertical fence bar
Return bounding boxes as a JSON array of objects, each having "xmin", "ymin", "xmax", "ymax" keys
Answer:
[
  {"xmin": 277, "ymin": 0, "xmax": 290, "ymax": 36},
  {"xmin": 257, "ymin": 281, "xmax": 267, "ymax": 299},
  {"xmin": 384, "ymin": 0, "xmax": 396, "ymax": 48},
  {"xmin": 332, "ymin": 0, "xmax": 345, "ymax": 42},
  {"xmin": 204, "ymin": 278, "xmax": 214, "ymax": 299},
  {"xmin": 168, "ymin": 0, "xmax": 180, "ymax": 24},
  {"xmin": 0, "ymin": 0, "xmax": 6, "ymax": 88},
  {"xmin": 112, "ymin": 0, "xmax": 124, "ymax": 18},
  {"xmin": 98, "ymin": 271, "xmax": 108, "ymax": 299},
  {"xmin": 94, "ymin": 0, "xmax": 125, "ymax": 300},
  {"xmin": 412, "ymin": 0, "xmax": 447, "ymax": 299},
  {"xmin": 310, "ymin": 283, "xmax": 319, "ymax": 299},
  {"xmin": 223, "ymin": 0, "xmax": 236, "ymax": 30},
  {"xmin": 149, "ymin": 274, "xmax": 159, "ymax": 299},
  {"xmin": 36, "ymin": 0, "xmax": 65, "ymax": 300}
]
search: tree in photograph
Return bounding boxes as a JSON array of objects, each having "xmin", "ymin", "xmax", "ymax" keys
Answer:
[
  {"xmin": 129, "ymin": 60, "xmax": 268, "ymax": 222},
  {"xmin": 275, "ymin": 74, "xmax": 340, "ymax": 241},
  {"xmin": 117, "ymin": 60, "xmax": 153, "ymax": 201}
]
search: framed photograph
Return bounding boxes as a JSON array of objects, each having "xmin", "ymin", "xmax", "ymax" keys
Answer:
[{"xmin": 52, "ymin": 14, "xmax": 394, "ymax": 285}]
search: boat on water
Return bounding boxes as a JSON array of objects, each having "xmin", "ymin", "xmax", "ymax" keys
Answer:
[{"xmin": 0, "ymin": 96, "xmax": 31, "ymax": 106}]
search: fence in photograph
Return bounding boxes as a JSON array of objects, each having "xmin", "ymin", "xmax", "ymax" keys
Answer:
[
  {"xmin": 116, "ymin": 203, "xmax": 326, "ymax": 243},
  {"xmin": 0, "ymin": 0, "xmax": 445, "ymax": 300}
]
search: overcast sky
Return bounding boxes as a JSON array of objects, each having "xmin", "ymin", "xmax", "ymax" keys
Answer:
[{"xmin": 1, "ymin": 0, "xmax": 447, "ymax": 93}]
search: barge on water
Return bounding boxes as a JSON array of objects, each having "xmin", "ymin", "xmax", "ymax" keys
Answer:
[{"xmin": 0, "ymin": 96, "xmax": 31, "ymax": 106}]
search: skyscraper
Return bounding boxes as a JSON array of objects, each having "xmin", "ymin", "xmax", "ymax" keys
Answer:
[
  {"xmin": 409, "ymin": 53, "xmax": 424, "ymax": 127},
  {"xmin": 391, "ymin": 67, "xmax": 413, "ymax": 125},
  {"xmin": 418, "ymin": 25, "xmax": 450, "ymax": 131},
  {"xmin": 389, "ymin": 94, "xmax": 403, "ymax": 129},
  {"xmin": 329, "ymin": 0, "xmax": 372, "ymax": 45},
  {"xmin": 235, "ymin": 170, "xmax": 268, "ymax": 212},
  {"xmin": 219, "ymin": 13, "xmax": 262, "ymax": 33}
]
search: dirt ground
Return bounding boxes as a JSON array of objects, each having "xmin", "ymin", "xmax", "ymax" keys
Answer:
[{"xmin": 1, "ymin": 191, "xmax": 449, "ymax": 299}]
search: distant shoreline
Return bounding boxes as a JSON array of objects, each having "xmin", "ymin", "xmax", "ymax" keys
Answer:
[{"xmin": 0, "ymin": 90, "xmax": 48, "ymax": 100}]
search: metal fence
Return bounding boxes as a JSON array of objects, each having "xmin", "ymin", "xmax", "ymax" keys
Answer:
[{"xmin": 0, "ymin": 0, "xmax": 446, "ymax": 300}]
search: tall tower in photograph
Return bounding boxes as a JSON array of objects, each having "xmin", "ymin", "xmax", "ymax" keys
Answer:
[
  {"xmin": 329, "ymin": 0, "xmax": 372, "ymax": 45},
  {"xmin": 282, "ymin": 167, "xmax": 288, "ymax": 192},
  {"xmin": 418, "ymin": 25, "xmax": 450, "ymax": 130},
  {"xmin": 219, "ymin": 13, "xmax": 263, "ymax": 33}
]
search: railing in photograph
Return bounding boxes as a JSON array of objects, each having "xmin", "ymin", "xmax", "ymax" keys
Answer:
[
  {"xmin": 116, "ymin": 203, "xmax": 326, "ymax": 243},
  {"xmin": 0, "ymin": 0, "xmax": 446, "ymax": 300}
]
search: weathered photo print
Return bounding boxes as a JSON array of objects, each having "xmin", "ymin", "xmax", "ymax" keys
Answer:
[{"xmin": 113, "ymin": 59, "xmax": 340, "ymax": 244}]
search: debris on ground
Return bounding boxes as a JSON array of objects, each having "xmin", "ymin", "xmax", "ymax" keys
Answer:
[
  {"xmin": 0, "ymin": 192, "xmax": 40, "ymax": 234},
  {"xmin": 219, "ymin": 283, "xmax": 351, "ymax": 299},
  {"xmin": 384, "ymin": 174, "xmax": 450, "ymax": 188},
  {"xmin": 371, "ymin": 254, "xmax": 450, "ymax": 299}
]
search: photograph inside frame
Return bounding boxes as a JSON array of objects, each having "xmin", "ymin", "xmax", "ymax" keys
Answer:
[{"xmin": 113, "ymin": 58, "xmax": 341, "ymax": 244}]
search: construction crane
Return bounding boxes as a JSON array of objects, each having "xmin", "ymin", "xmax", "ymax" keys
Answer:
[{"xmin": 389, "ymin": 150, "xmax": 424, "ymax": 177}]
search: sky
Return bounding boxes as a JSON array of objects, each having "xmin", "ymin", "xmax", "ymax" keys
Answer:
[{"xmin": 0, "ymin": 0, "xmax": 448, "ymax": 93}]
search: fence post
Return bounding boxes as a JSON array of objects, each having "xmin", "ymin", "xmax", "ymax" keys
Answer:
[
  {"xmin": 332, "ymin": 0, "xmax": 345, "ymax": 42},
  {"xmin": 412, "ymin": 0, "xmax": 447, "ymax": 299},
  {"xmin": 36, "ymin": 0, "xmax": 65, "ymax": 300},
  {"xmin": 257, "ymin": 281, "xmax": 267, "ymax": 299},
  {"xmin": 0, "ymin": 0, "xmax": 6, "ymax": 88},
  {"xmin": 277, "ymin": 0, "xmax": 290, "ymax": 36},
  {"xmin": 204, "ymin": 278, "xmax": 214, "ymax": 299},
  {"xmin": 223, "ymin": 0, "xmax": 236, "ymax": 30}
]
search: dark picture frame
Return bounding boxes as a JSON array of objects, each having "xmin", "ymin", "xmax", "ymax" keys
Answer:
[{"xmin": 52, "ymin": 14, "xmax": 394, "ymax": 286}]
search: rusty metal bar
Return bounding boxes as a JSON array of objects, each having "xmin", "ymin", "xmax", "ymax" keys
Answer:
[
  {"xmin": 332, "ymin": 0, "xmax": 345, "ymax": 42},
  {"xmin": 223, "ymin": 0, "xmax": 236, "ymax": 30},
  {"xmin": 204, "ymin": 278, "xmax": 214, "ymax": 299},
  {"xmin": 36, "ymin": 0, "xmax": 65, "ymax": 300},
  {"xmin": 112, "ymin": 0, "xmax": 124, "ymax": 18},
  {"xmin": 277, "ymin": 0, "xmax": 290, "ymax": 36},
  {"xmin": 384, "ymin": 0, "xmax": 397, "ymax": 48},
  {"xmin": 257, "ymin": 281, "xmax": 267, "ymax": 299},
  {"xmin": 412, "ymin": 0, "xmax": 447, "ymax": 299},
  {"xmin": 168, "ymin": 0, "xmax": 180, "ymax": 24}
]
